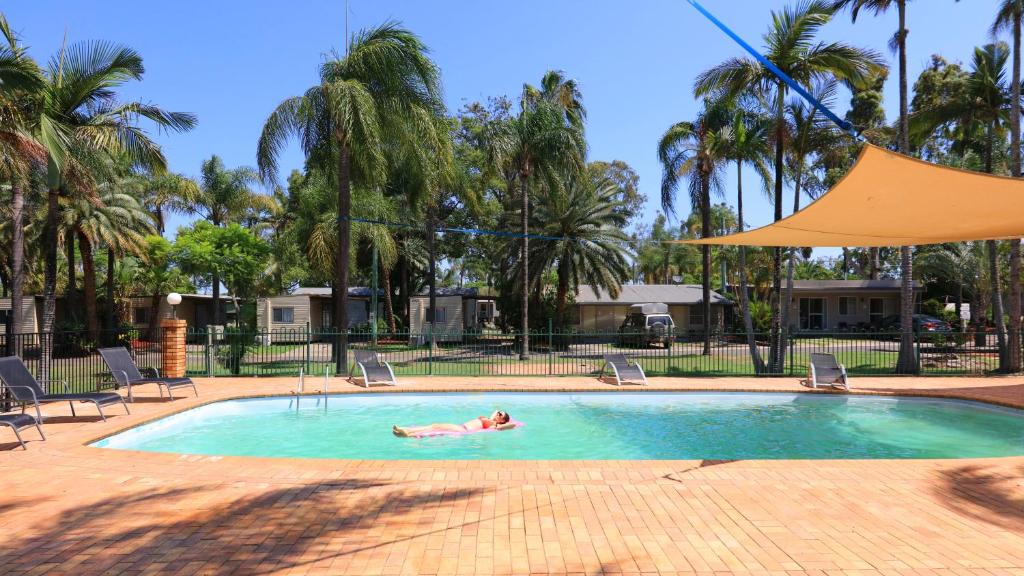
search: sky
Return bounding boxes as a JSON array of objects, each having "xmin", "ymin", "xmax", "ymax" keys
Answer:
[{"xmin": 4, "ymin": 0, "xmax": 1008, "ymax": 261}]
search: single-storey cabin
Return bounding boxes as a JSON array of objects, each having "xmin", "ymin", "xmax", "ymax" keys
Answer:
[
  {"xmin": 256, "ymin": 287, "xmax": 381, "ymax": 342},
  {"xmin": 786, "ymin": 279, "xmax": 923, "ymax": 331},
  {"xmin": 408, "ymin": 287, "xmax": 498, "ymax": 342},
  {"xmin": 574, "ymin": 284, "xmax": 730, "ymax": 333}
]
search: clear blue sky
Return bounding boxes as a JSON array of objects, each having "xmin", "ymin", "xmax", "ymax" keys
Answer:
[{"xmin": 5, "ymin": 0, "xmax": 1007, "ymax": 256}]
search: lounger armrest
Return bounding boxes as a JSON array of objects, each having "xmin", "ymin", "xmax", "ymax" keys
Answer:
[
  {"xmin": 809, "ymin": 364, "xmax": 817, "ymax": 387},
  {"xmin": 383, "ymin": 360, "xmax": 397, "ymax": 385},
  {"xmin": 108, "ymin": 369, "xmax": 130, "ymax": 387},
  {"xmin": 634, "ymin": 362, "xmax": 647, "ymax": 383},
  {"xmin": 38, "ymin": 379, "xmax": 70, "ymax": 393},
  {"xmin": 1, "ymin": 385, "xmax": 44, "ymax": 423}
]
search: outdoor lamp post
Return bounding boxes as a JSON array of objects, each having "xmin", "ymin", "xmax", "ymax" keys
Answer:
[{"xmin": 167, "ymin": 292, "xmax": 182, "ymax": 319}]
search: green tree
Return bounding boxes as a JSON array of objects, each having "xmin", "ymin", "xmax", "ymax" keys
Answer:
[
  {"xmin": 993, "ymin": 0, "xmax": 1023, "ymax": 372},
  {"xmin": 696, "ymin": 0, "xmax": 884, "ymax": 372},
  {"xmin": 33, "ymin": 39, "xmax": 194, "ymax": 380},
  {"xmin": 586, "ymin": 160, "xmax": 644, "ymax": 223},
  {"xmin": 487, "ymin": 81, "xmax": 585, "ymax": 358},
  {"xmin": 530, "ymin": 178, "xmax": 632, "ymax": 326},
  {"xmin": 173, "ymin": 222, "xmax": 270, "ymax": 327},
  {"xmin": 189, "ymin": 155, "xmax": 267, "ymax": 324},
  {"xmin": 912, "ymin": 43, "xmax": 1015, "ymax": 368},
  {"xmin": 257, "ymin": 22, "xmax": 444, "ymax": 352},
  {"xmin": 658, "ymin": 98, "xmax": 730, "ymax": 355},
  {"xmin": 136, "ymin": 235, "xmax": 192, "ymax": 340}
]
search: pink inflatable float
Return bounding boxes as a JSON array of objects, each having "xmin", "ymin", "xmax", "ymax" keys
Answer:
[{"xmin": 406, "ymin": 419, "xmax": 526, "ymax": 438}]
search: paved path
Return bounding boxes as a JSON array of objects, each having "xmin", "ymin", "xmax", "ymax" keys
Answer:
[{"xmin": 1, "ymin": 376, "xmax": 1022, "ymax": 575}]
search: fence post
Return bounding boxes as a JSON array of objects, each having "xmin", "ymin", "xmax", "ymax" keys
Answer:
[
  {"xmin": 914, "ymin": 330, "xmax": 921, "ymax": 374},
  {"xmin": 2, "ymin": 319, "xmax": 11, "ymax": 412},
  {"xmin": 788, "ymin": 333, "xmax": 795, "ymax": 376},
  {"xmin": 305, "ymin": 321, "xmax": 311, "ymax": 374},
  {"xmin": 428, "ymin": 322, "xmax": 434, "ymax": 376},
  {"xmin": 205, "ymin": 325, "xmax": 214, "ymax": 377},
  {"xmin": 547, "ymin": 318, "xmax": 553, "ymax": 375}
]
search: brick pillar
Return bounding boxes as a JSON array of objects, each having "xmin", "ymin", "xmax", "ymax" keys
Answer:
[{"xmin": 161, "ymin": 318, "xmax": 187, "ymax": 378}]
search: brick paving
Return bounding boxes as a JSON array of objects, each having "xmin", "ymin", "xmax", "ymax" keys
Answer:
[{"xmin": 0, "ymin": 375, "xmax": 1022, "ymax": 575}]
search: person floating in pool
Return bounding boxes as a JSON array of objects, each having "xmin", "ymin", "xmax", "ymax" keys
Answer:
[{"xmin": 392, "ymin": 410, "xmax": 514, "ymax": 437}]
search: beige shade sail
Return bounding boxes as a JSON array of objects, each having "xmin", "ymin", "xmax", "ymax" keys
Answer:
[{"xmin": 674, "ymin": 144, "xmax": 1024, "ymax": 247}]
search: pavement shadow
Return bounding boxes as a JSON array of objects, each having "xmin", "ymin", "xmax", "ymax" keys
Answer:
[{"xmin": 935, "ymin": 463, "xmax": 1024, "ymax": 531}]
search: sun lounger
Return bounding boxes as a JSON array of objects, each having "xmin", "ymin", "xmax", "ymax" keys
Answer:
[
  {"xmin": 0, "ymin": 356, "xmax": 129, "ymax": 421},
  {"xmin": 99, "ymin": 347, "xmax": 197, "ymax": 402},
  {"xmin": 601, "ymin": 354, "xmax": 647, "ymax": 386},
  {"xmin": 351, "ymin": 350, "xmax": 397, "ymax": 387},
  {"xmin": 0, "ymin": 387, "xmax": 45, "ymax": 449},
  {"xmin": 808, "ymin": 353, "xmax": 850, "ymax": 390}
]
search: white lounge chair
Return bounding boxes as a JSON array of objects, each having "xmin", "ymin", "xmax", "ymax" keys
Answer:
[
  {"xmin": 601, "ymin": 354, "xmax": 647, "ymax": 386},
  {"xmin": 351, "ymin": 351, "xmax": 397, "ymax": 387},
  {"xmin": 808, "ymin": 353, "xmax": 850, "ymax": 390}
]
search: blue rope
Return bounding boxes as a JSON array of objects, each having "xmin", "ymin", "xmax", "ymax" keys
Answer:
[
  {"xmin": 685, "ymin": 0, "xmax": 863, "ymax": 141},
  {"xmin": 341, "ymin": 216, "xmax": 567, "ymax": 242}
]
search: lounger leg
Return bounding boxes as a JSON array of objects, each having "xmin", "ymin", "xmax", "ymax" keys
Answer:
[
  {"xmin": 122, "ymin": 399, "xmax": 131, "ymax": 415},
  {"xmin": 10, "ymin": 426, "xmax": 26, "ymax": 450},
  {"xmin": 191, "ymin": 383, "xmax": 199, "ymax": 397},
  {"xmin": 69, "ymin": 402, "xmax": 77, "ymax": 417},
  {"xmin": 95, "ymin": 402, "xmax": 106, "ymax": 422},
  {"xmin": 36, "ymin": 423, "xmax": 45, "ymax": 441}
]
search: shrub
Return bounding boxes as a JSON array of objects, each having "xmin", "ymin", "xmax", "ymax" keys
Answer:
[
  {"xmin": 216, "ymin": 327, "xmax": 254, "ymax": 375},
  {"xmin": 921, "ymin": 298, "xmax": 944, "ymax": 317}
]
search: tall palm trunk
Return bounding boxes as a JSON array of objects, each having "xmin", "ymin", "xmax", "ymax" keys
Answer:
[
  {"xmin": 147, "ymin": 292, "xmax": 161, "ymax": 342},
  {"xmin": 895, "ymin": 0, "xmax": 918, "ymax": 374},
  {"xmin": 66, "ymin": 232, "xmax": 77, "ymax": 323},
  {"xmin": 41, "ymin": 181, "xmax": 59, "ymax": 384},
  {"xmin": 519, "ymin": 172, "xmax": 530, "ymax": 360},
  {"xmin": 736, "ymin": 161, "xmax": 765, "ymax": 373},
  {"xmin": 555, "ymin": 262, "xmax": 569, "ymax": 327},
  {"xmin": 781, "ymin": 157, "xmax": 806, "ymax": 360},
  {"xmin": 426, "ymin": 207, "xmax": 437, "ymax": 350},
  {"xmin": 868, "ymin": 248, "xmax": 881, "ymax": 279},
  {"xmin": 382, "ymin": 267, "xmax": 397, "ymax": 334},
  {"xmin": 10, "ymin": 184, "xmax": 25, "ymax": 334},
  {"xmin": 1008, "ymin": 2, "xmax": 1023, "ymax": 372},
  {"xmin": 768, "ymin": 88, "xmax": 786, "ymax": 373},
  {"xmin": 335, "ymin": 140, "xmax": 352, "ymax": 372},
  {"xmin": 78, "ymin": 232, "xmax": 100, "ymax": 343},
  {"xmin": 105, "ymin": 247, "xmax": 116, "ymax": 333},
  {"xmin": 982, "ymin": 134, "xmax": 1009, "ymax": 368},
  {"xmin": 700, "ymin": 173, "xmax": 712, "ymax": 356}
]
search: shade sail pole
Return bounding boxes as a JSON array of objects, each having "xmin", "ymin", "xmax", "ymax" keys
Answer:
[{"xmin": 685, "ymin": 0, "xmax": 863, "ymax": 142}]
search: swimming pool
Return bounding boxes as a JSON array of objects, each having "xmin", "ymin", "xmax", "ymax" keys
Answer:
[{"xmin": 92, "ymin": 392, "xmax": 1024, "ymax": 460}]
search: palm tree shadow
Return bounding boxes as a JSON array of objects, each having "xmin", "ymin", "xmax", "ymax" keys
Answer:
[
  {"xmin": 661, "ymin": 459, "xmax": 740, "ymax": 483},
  {"xmin": 935, "ymin": 463, "xmax": 1024, "ymax": 531},
  {"xmin": 0, "ymin": 479, "xmax": 488, "ymax": 575}
]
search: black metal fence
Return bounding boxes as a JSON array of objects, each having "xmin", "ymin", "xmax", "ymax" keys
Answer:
[
  {"xmin": 180, "ymin": 327, "xmax": 1003, "ymax": 379},
  {"xmin": 0, "ymin": 326, "xmax": 1008, "ymax": 403},
  {"xmin": 1, "ymin": 327, "xmax": 161, "ymax": 395}
]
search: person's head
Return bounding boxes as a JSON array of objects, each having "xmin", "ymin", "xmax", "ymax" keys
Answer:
[{"xmin": 491, "ymin": 410, "xmax": 510, "ymax": 424}]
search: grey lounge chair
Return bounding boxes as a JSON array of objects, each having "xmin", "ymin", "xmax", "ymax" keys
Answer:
[
  {"xmin": 1, "ymin": 387, "xmax": 45, "ymax": 449},
  {"xmin": 808, "ymin": 353, "xmax": 850, "ymax": 390},
  {"xmin": 0, "ymin": 356, "xmax": 129, "ymax": 421},
  {"xmin": 351, "ymin": 350, "xmax": 397, "ymax": 387},
  {"xmin": 601, "ymin": 354, "xmax": 647, "ymax": 386},
  {"xmin": 99, "ymin": 347, "xmax": 197, "ymax": 402}
]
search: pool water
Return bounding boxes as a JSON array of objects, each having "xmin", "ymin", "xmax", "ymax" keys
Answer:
[{"xmin": 92, "ymin": 392, "xmax": 1024, "ymax": 460}]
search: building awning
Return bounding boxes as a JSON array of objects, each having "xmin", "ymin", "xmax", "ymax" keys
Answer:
[{"xmin": 674, "ymin": 144, "xmax": 1024, "ymax": 247}]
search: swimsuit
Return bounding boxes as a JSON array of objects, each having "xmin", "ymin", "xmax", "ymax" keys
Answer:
[{"xmin": 478, "ymin": 417, "xmax": 493, "ymax": 429}]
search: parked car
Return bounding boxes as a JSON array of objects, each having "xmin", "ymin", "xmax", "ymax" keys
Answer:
[
  {"xmin": 880, "ymin": 314, "xmax": 953, "ymax": 340},
  {"xmin": 617, "ymin": 303, "xmax": 675, "ymax": 348}
]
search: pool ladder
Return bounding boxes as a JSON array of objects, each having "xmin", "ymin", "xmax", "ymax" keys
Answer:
[{"xmin": 289, "ymin": 366, "xmax": 332, "ymax": 410}]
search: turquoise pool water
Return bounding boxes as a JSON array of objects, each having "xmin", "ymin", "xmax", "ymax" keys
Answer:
[{"xmin": 92, "ymin": 392, "xmax": 1024, "ymax": 460}]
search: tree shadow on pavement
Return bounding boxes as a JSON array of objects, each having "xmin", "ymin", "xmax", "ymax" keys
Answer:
[{"xmin": 935, "ymin": 463, "xmax": 1024, "ymax": 531}]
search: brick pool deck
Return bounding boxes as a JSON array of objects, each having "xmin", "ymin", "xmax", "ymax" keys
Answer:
[{"xmin": 0, "ymin": 376, "xmax": 1022, "ymax": 575}]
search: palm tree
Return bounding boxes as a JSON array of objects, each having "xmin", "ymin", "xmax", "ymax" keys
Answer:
[
  {"xmin": 32, "ymin": 40, "xmax": 195, "ymax": 381},
  {"xmin": 720, "ymin": 104, "xmax": 772, "ymax": 373},
  {"xmin": 0, "ymin": 14, "xmax": 44, "ymax": 335},
  {"xmin": 994, "ymin": 0, "xmax": 1023, "ymax": 372},
  {"xmin": 658, "ymin": 98, "xmax": 730, "ymax": 355},
  {"xmin": 530, "ymin": 178, "xmax": 632, "ymax": 325},
  {"xmin": 257, "ymin": 22, "xmax": 444, "ymax": 365},
  {"xmin": 830, "ymin": 0, "xmax": 961, "ymax": 373},
  {"xmin": 695, "ymin": 0, "xmax": 883, "ymax": 371},
  {"xmin": 487, "ymin": 96, "xmax": 585, "ymax": 359},
  {"xmin": 60, "ymin": 184, "xmax": 153, "ymax": 342},
  {"xmin": 139, "ymin": 171, "xmax": 200, "ymax": 234},
  {"xmin": 189, "ymin": 155, "xmax": 267, "ymax": 325},
  {"xmin": 912, "ymin": 43, "xmax": 1014, "ymax": 368}
]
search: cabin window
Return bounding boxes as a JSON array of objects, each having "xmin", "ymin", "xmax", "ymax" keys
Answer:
[
  {"xmin": 133, "ymin": 307, "xmax": 150, "ymax": 325},
  {"xmin": 272, "ymin": 307, "xmax": 295, "ymax": 323},
  {"xmin": 688, "ymin": 306, "xmax": 704, "ymax": 327},
  {"xmin": 869, "ymin": 298, "xmax": 885, "ymax": 325},
  {"xmin": 427, "ymin": 306, "xmax": 446, "ymax": 324},
  {"xmin": 838, "ymin": 297, "xmax": 855, "ymax": 316},
  {"xmin": 799, "ymin": 298, "xmax": 826, "ymax": 330}
]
